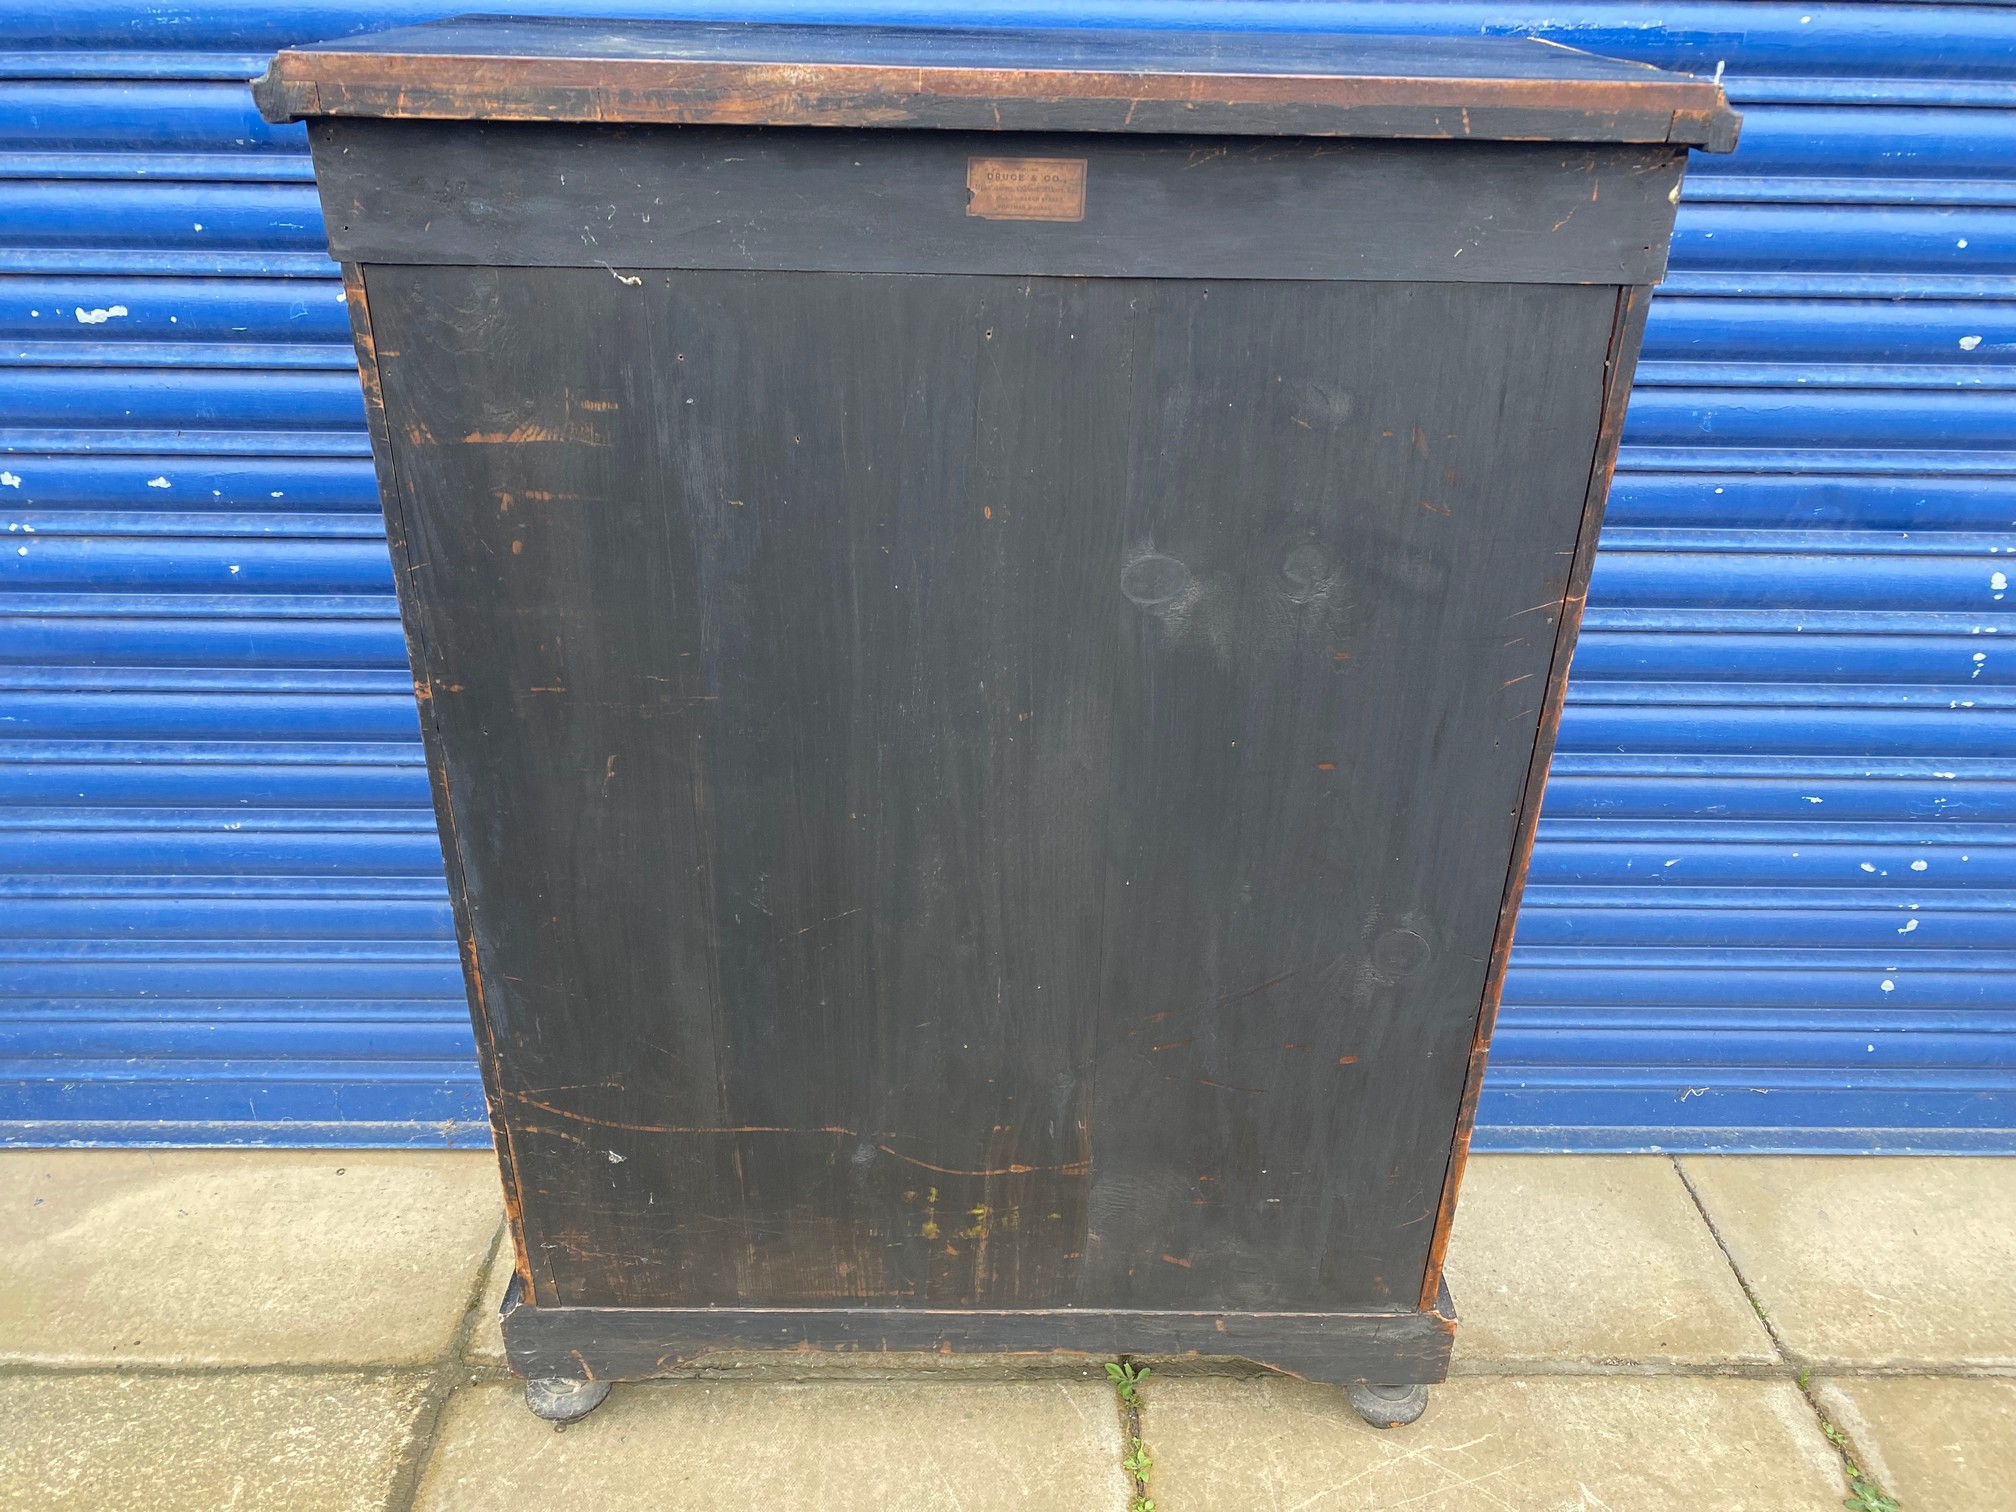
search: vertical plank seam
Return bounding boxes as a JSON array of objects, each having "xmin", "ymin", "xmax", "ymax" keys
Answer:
[
  {"xmin": 1414, "ymin": 279, "xmax": 1651, "ymax": 1314},
  {"xmin": 341, "ymin": 262, "xmax": 540, "ymax": 1308}
]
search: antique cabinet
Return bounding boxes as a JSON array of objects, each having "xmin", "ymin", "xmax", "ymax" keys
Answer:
[{"xmin": 257, "ymin": 18, "xmax": 1735, "ymax": 1426}]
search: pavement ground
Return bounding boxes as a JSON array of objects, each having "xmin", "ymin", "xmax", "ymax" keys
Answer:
[{"xmin": 3, "ymin": 1149, "xmax": 2012, "ymax": 1511}]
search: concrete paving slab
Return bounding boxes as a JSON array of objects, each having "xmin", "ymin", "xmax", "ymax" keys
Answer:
[
  {"xmin": 464, "ymin": 1232, "xmax": 514, "ymax": 1367},
  {"xmin": 413, "ymin": 1378, "xmax": 1132, "ymax": 1512},
  {"xmin": 1149, "ymin": 1374, "xmax": 1846, "ymax": 1512},
  {"xmin": 1816, "ymin": 1375, "xmax": 2016, "ymax": 1512},
  {"xmin": 0, "ymin": 1149, "xmax": 504, "ymax": 1366},
  {"xmin": 0, "ymin": 1370, "xmax": 431, "ymax": 1512},
  {"xmin": 1679, "ymin": 1155, "xmax": 2016, "ymax": 1366},
  {"xmin": 1444, "ymin": 1155, "xmax": 1775, "ymax": 1369}
]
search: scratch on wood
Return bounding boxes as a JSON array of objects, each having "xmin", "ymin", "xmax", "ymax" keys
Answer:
[
  {"xmin": 462, "ymin": 421, "xmax": 609, "ymax": 445},
  {"xmin": 504, "ymin": 1093, "xmax": 1091, "ymax": 1177},
  {"xmin": 783, "ymin": 907, "xmax": 862, "ymax": 941}
]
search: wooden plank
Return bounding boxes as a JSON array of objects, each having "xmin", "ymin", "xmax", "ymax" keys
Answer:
[
  {"xmin": 312, "ymin": 123, "xmax": 1686, "ymax": 287},
  {"xmin": 1414, "ymin": 283, "xmax": 1656, "ymax": 1312},
  {"xmin": 341, "ymin": 263, "xmax": 537, "ymax": 1303},
  {"xmin": 253, "ymin": 17, "xmax": 1740, "ymax": 150},
  {"xmin": 363, "ymin": 264, "xmax": 1617, "ymax": 1315},
  {"xmin": 501, "ymin": 1276, "xmax": 1459, "ymax": 1386}
]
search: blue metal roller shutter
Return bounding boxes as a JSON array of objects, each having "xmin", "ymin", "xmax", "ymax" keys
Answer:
[{"xmin": 3, "ymin": 2, "xmax": 2011, "ymax": 1151}]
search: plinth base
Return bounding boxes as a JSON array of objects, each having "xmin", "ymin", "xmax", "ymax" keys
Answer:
[{"xmin": 499, "ymin": 1276, "xmax": 1456, "ymax": 1389}]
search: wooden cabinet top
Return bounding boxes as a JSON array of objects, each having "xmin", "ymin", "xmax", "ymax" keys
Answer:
[{"xmin": 254, "ymin": 15, "xmax": 1738, "ymax": 150}]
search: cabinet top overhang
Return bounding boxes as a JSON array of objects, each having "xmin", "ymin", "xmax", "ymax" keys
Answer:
[{"xmin": 253, "ymin": 14, "xmax": 1739, "ymax": 151}]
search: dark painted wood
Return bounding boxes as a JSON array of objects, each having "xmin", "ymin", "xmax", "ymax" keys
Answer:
[
  {"xmin": 298, "ymin": 21, "xmax": 1698, "ymax": 1374},
  {"xmin": 1418, "ymin": 285, "xmax": 1653, "ymax": 1310},
  {"xmin": 312, "ymin": 122, "xmax": 1686, "ymax": 286},
  {"xmin": 254, "ymin": 17, "xmax": 1739, "ymax": 150},
  {"xmin": 501, "ymin": 1276, "xmax": 1458, "ymax": 1386},
  {"xmin": 340, "ymin": 267, "xmax": 541, "ymax": 1280},
  {"xmin": 363, "ymin": 264, "xmax": 1617, "ymax": 1315},
  {"xmin": 267, "ymin": 17, "xmax": 1716, "ymax": 84}
]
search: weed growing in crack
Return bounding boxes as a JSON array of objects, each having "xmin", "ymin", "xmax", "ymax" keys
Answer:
[
  {"xmin": 1105, "ymin": 1359, "xmax": 1149, "ymax": 1408},
  {"xmin": 1107, "ymin": 1361, "xmax": 1155, "ymax": 1512},
  {"xmin": 1821, "ymin": 1415, "xmax": 1902, "ymax": 1512},
  {"xmin": 1843, "ymin": 1478, "xmax": 1902, "ymax": 1512}
]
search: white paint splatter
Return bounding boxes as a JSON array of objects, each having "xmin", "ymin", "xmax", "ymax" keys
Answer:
[
  {"xmin": 1899, "ymin": 919, "xmax": 1919, "ymax": 934},
  {"xmin": 147, "ymin": 476, "xmax": 170, "ymax": 488},
  {"xmin": 73, "ymin": 304, "xmax": 128, "ymax": 325},
  {"xmin": 1803, "ymin": 795, "xmax": 1824, "ymax": 804},
  {"xmin": 0, "ymin": 471, "xmax": 18, "ymax": 488},
  {"xmin": 227, "ymin": 564, "xmax": 240, "ymax": 575},
  {"xmin": 1880, "ymin": 979, "xmax": 1896, "ymax": 992},
  {"xmin": 1910, "ymin": 859, "xmax": 1928, "ymax": 871},
  {"xmin": 1959, "ymin": 335, "xmax": 1983, "ymax": 351},
  {"xmin": 606, "ymin": 1150, "xmax": 626, "ymax": 1164},
  {"xmin": 1860, "ymin": 862, "xmax": 1876, "ymax": 872}
]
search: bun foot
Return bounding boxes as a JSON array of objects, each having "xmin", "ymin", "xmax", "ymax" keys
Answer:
[
  {"xmin": 1347, "ymin": 1382, "xmax": 1430, "ymax": 1428},
  {"xmin": 525, "ymin": 1376, "xmax": 612, "ymax": 1423}
]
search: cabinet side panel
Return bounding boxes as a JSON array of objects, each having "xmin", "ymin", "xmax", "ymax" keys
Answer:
[{"xmin": 365, "ymin": 267, "xmax": 1616, "ymax": 1311}]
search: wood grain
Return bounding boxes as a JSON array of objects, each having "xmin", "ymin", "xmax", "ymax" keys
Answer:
[
  {"xmin": 253, "ymin": 17, "xmax": 1739, "ymax": 150},
  {"xmin": 363, "ymin": 265, "xmax": 1616, "ymax": 1315}
]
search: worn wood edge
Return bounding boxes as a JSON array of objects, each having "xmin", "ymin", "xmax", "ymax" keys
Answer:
[
  {"xmin": 341, "ymin": 263, "xmax": 539, "ymax": 1307},
  {"xmin": 1414, "ymin": 282, "xmax": 1654, "ymax": 1312},
  {"xmin": 251, "ymin": 64, "xmax": 317, "ymax": 123},
  {"xmin": 1674, "ymin": 102, "xmax": 1743, "ymax": 153},
  {"xmin": 255, "ymin": 51, "xmax": 1738, "ymax": 147},
  {"xmin": 500, "ymin": 1275, "xmax": 1457, "ymax": 1385},
  {"xmin": 307, "ymin": 127, "xmax": 1687, "ymax": 286}
]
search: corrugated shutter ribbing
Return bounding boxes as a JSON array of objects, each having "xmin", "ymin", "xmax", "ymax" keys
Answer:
[
  {"xmin": 0, "ymin": 36, "xmax": 462, "ymax": 1139},
  {"xmin": 3, "ymin": 2, "xmax": 2012, "ymax": 1149}
]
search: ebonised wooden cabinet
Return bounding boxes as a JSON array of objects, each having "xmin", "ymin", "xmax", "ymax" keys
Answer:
[{"xmin": 258, "ymin": 18, "xmax": 1735, "ymax": 1428}]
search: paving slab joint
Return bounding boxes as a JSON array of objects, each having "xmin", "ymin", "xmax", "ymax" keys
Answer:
[
  {"xmin": 1107, "ymin": 1356, "xmax": 1154, "ymax": 1512},
  {"xmin": 378, "ymin": 1216, "xmax": 512, "ymax": 1512},
  {"xmin": 1669, "ymin": 1158, "xmax": 1906, "ymax": 1511},
  {"xmin": 1669, "ymin": 1156, "xmax": 1796, "ymax": 1365},
  {"xmin": 1799, "ymin": 1377, "xmax": 1907, "ymax": 1512}
]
